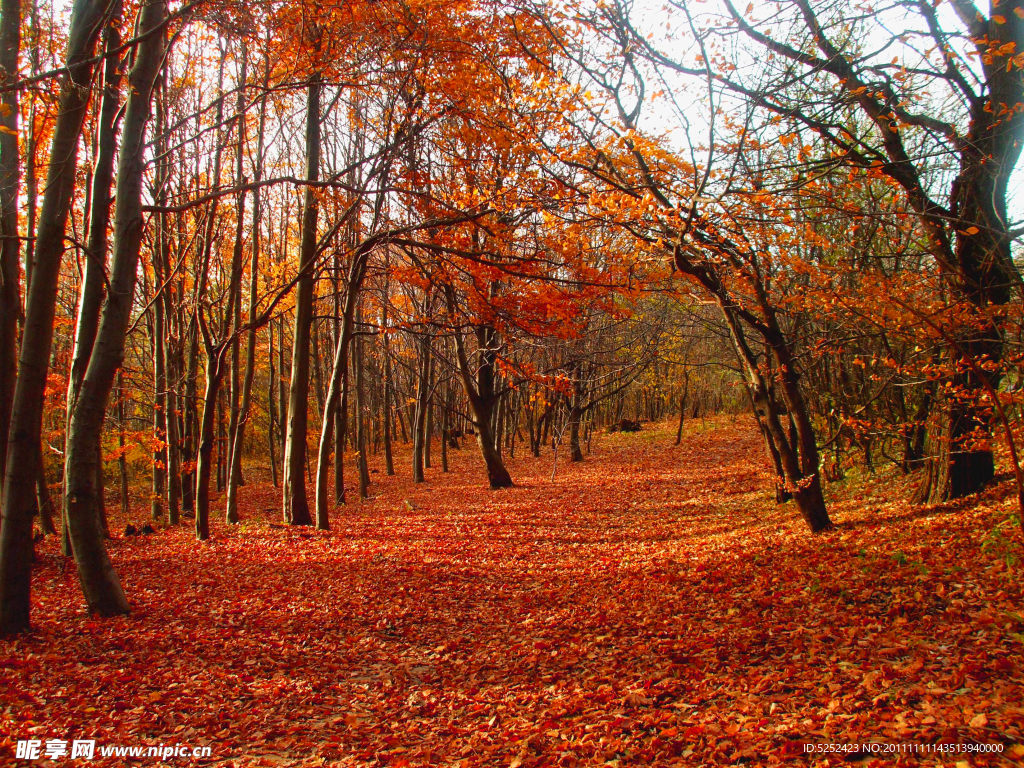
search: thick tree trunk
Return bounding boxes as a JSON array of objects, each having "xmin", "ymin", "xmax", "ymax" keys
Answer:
[
  {"xmin": 447, "ymin": 306, "xmax": 513, "ymax": 489},
  {"xmin": 569, "ymin": 406, "xmax": 584, "ymax": 463},
  {"xmin": 195, "ymin": 350, "xmax": 225, "ymax": 541},
  {"xmin": 772, "ymin": 343, "xmax": 830, "ymax": 531},
  {"xmin": 0, "ymin": 0, "xmax": 108, "ymax": 634},
  {"xmin": 918, "ymin": 13, "xmax": 1023, "ymax": 500},
  {"xmin": 63, "ymin": 3, "xmax": 123, "ymax": 546},
  {"xmin": 64, "ymin": 0, "xmax": 165, "ymax": 616},
  {"xmin": 282, "ymin": 77, "xmax": 320, "ymax": 526},
  {"xmin": 722, "ymin": 305, "xmax": 829, "ymax": 531},
  {"xmin": 0, "ymin": 0, "xmax": 22, "ymax": 495}
]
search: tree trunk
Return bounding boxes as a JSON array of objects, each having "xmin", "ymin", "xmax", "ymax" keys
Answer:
[
  {"xmin": 117, "ymin": 371, "xmax": 130, "ymax": 516},
  {"xmin": 282, "ymin": 77, "xmax": 320, "ymax": 526},
  {"xmin": 0, "ymin": 0, "xmax": 23, "ymax": 496},
  {"xmin": 424, "ymin": 355, "xmax": 434, "ymax": 470},
  {"xmin": 440, "ymin": 387, "xmax": 449, "ymax": 473},
  {"xmin": 355, "ymin": 306, "xmax": 370, "ymax": 498},
  {"xmin": 268, "ymin": 322, "xmax": 279, "ymax": 488},
  {"xmin": 151, "ymin": 279, "xmax": 166, "ymax": 522},
  {"xmin": 569, "ymin": 406, "xmax": 584, "ymax": 463},
  {"xmin": 315, "ymin": 331, "xmax": 349, "ymax": 530},
  {"xmin": 195, "ymin": 349, "xmax": 226, "ymax": 540},
  {"xmin": 0, "ymin": 0, "xmax": 108, "ymax": 634},
  {"xmin": 722, "ymin": 305, "xmax": 829, "ymax": 531},
  {"xmin": 224, "ymin": 65, "xmax": 247, "ymax": 521},
  {"xmin": 674, "ymin": 371, "xmax": 689, "ymax": 446},
  {"xmin": 35, "ymin": 449, "xmax": 56, "ymax": 535},
  {"xmin": 382, "ymin": 294, "xmax": 395, "ymax": 476},
  {"xmin": 63, "ymin": 6, "xmax": 124, "ymax": 544},
  {"xmin": 315, "ymin": 248, "xmax": 369, "ymax": 527},
  {"xmin": 447, "ymin": 306, "xmax": 513, "ymax": 489},
  {"xmin": 412, "ymin": 334, "xmax": 431, "ymax": 483},
  {"xmin": 64, "ymin": 0, "xmax": 166, "ymax": 616},
  {"xmin": 227, "ymin": 46, "xmax": 265, "ymax": 525}
]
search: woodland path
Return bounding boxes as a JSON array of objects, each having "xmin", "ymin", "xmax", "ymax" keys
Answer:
[{"xmin": 2, "ymin": 419, "xmax": 1022, "ymax": 766}]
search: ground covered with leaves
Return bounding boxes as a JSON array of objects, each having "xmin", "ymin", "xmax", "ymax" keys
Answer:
[{"xmin": 2, "ymin": 420, "xmax": 1022, "ymax": 766}]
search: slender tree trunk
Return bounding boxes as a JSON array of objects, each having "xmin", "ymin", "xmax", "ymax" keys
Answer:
[
  {"xmin": 216, "ymin": 384, "xmax": 225, "ymax": 492},
  {"xmin": 268, "ymin": 323, "xmax": 279, "ymax": 488},
  {"xmin": 0, "ymin": 0, "xmax": 109, "ymax": 634},
  {"xmin": 0, "ymin": 0, "xmax": 23, "ymax": 497},
  {"xmin": 151, "ymin": 279, "xmax": 166, "ymax": 521},
  {"xmin": 440, "ymin": 387, "xmax": 449, "ymax": 473},
  {"xmin": 382, "ymin": 292, "xmax": 395, "ymax": 476},
  {"xmin": 282, "ymin": 76, "xmax": 320, "ymax": 526},
  {"xmin": 227, "ymin": 46, "xmax": 264, "ymax": 525},
  {"xmin": 164, "ymin": 349, "xmax": 180, "ymax": 524},
  {"xmin": 674, "ymin": 371, "xmax": 689, "ymax": 446},
  {"xmin": 355, "ymin": 306, "xmax": 370, "ymax": 498},
  {"xmin": 412, "ymin": 334, "xmax": 431, "ymax": 483},
  {"xmin": 278, "ymin": 315, "xmax": 287, "ymax": 463},
  {"xmin": 315, "ymin": 248, "xmax": 370, "ymax": 527},
  {"xmin": 225, "ymin": 46, "xmax": 248, "ymax": 516},
  {"xmin": 117, "ymin": 371, "xmax": 130, "ymax": 516},
  {"xmin": 181, "ymin": 324, "xmax": 198, "ymax": 514},
  {"xmin": 64, "ymin": 0, "xmax": 166, "ymax": 616},
  {"xmin": 424, "ymin": 355, "xmax": 434, "ymax": 470},
  {"xmin": 35, "ymin": 449, "xmax": 56, "ymax": 535}
]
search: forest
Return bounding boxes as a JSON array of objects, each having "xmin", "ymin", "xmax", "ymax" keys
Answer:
[{"xmin": 0, "ymin": 0, "xmax": 1023, "ymax": 764}]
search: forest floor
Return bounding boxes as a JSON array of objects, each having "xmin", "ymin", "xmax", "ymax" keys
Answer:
[{"xmin": 2, "ymin": 418, "xmax": 1023, "ymax": 767}]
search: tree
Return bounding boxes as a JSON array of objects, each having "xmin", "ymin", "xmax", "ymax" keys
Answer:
[
  {"xmin": 64, "ymin": 0, "xmax": 167, "ymax": 616},
  {"xmin": 614, "ymin": 0, "xmax": 1024, "ymax": 501},
  {"xmin": 0, "ymin": 0, "xmax": 109, "ymax": 633},
  {"xmin": 282, "ymin": 74, "xmax": 320, "ymax": 526},
  {"xmin": 0, "ymin": 0, "xmax": 21, "ymax": 494}
]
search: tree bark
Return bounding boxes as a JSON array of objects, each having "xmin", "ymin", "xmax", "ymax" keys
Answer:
[
  {"xmin": 447, "ymin": 296, "xmax": 513, "ymax": 490},
  {"xmin": 282, "ymin": 76, "xmax": 320, "ymax": 526},
  {"xmin": 569, "ymin": 406, "xmax": 584, "ymax": 463},
  {"xmin": 355, "ymin": 304, "xmax": 370, "ymax": 498},
  {"xmin": 0, "ymin": 0, "xmax": 108, "ymax": 634},
  {"xmin": 64, "ymin": 0, "xmax": 166, "ymax": 616},
  {"xmin": 315, "ymin": 246, "xmax": 370, "ymax": 528},
  {"xmin": 227, "ymin": 45, "xmax": 264, "ymax": 525},
  {"xmin": 382, "ymin": 289, "xmax": 395, "ymax": 476},
  {"xmin": 412, "ymin": 333, "xmax": 431, "ymax": 483},
  {"xmin": 0, "ymin": 0, "xmax": 23, "ymax": 495},
  {"xmin": 195, "ymin": 340, "xmax": 227, "ymax": 540},
  {"xmin": 722, "ymin": 304, "xmax": 830, "ymax": 531},
  {"xmin": 225, "ymin": 45, "xmax": 248, "ymax": 522}
]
